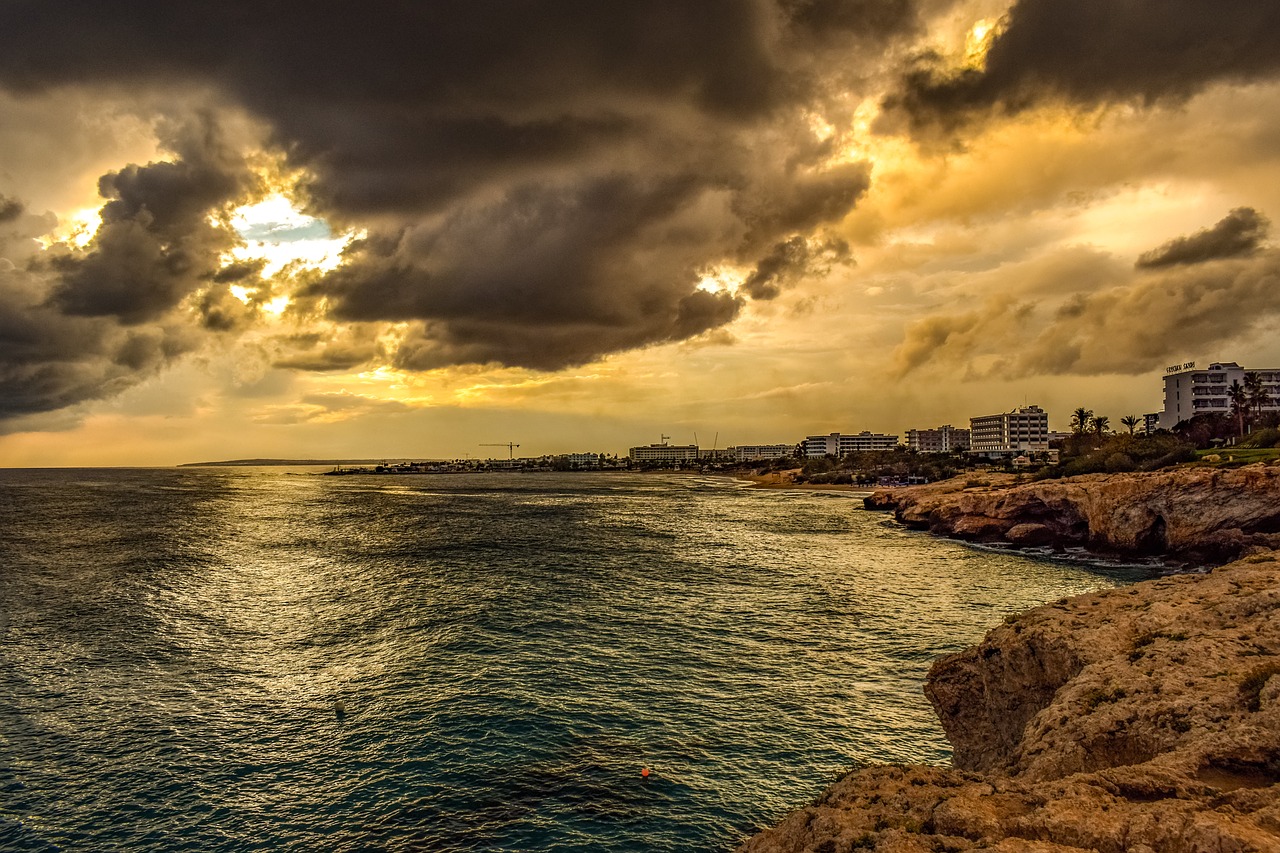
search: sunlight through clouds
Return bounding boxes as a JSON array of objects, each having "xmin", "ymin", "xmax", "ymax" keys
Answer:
[
  {"xmin": 228, "ymin": 194, "xmax": 359, "ymax": 276},
  {"xmin": 3, "ymin": 1, "xmax": 1280, "ymax": 464}
]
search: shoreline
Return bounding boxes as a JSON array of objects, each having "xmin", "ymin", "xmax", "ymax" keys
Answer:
[
  {"xmin": 865, "ymin": 464, "xmax": 1280, "ymax": 566},
  {"xmin": 734, "ymin": 471, "xmax": 871, "ymax": 493},
  {"xmin": 738, "ymin": 550, "xmax": 1280, "ymax": 852}
]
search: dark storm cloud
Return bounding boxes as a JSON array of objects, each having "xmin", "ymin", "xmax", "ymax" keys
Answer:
[
  {"xmin": 44, "ymin": 116, "xmax": 257, "ymax": 324},
  {"xmin": 885, "ymin": 0, "xmax": 1280, "ymax": 131},
  {"xmin": 0, "ymin": 1, "xmax": 908, "ymax": 375},
  {"xmin": 1136, "ymin": 207, "xmax": 1269, "ymax": 269},
  {"xmin": 0, "ymin": 206, "xmax": 195, "ymax": 421},
  {"xmin": 308, "ymin": 165, "xmax": 852, "ymax": 367},
  {"xmin": 893, "ymin": 227, "xmax": 1280, "ymax": 379},
  {"xmin": 211, "ymin": 259, "xmax": 265, "ymax": 285},
  {"xmin": 781, "ymin": 0, "xmax": 919, "ymax": 44},
  {"xmin": 741, "ymin": 234, "xmax": 851, "ymax": 300},
  {"xmin": 0, "ymin": 196, "xmax": 22, "ymax": 223},
  {"xmin": 270, "ymin": 331, "xmax": 383, "ymax": 373}
]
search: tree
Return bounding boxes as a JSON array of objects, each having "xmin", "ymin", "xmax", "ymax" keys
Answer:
[
  {"xmin": 1070, "ymin": 407, "xmax": 1094, "ymax": 436},
  {"xmin": 1245, "ymin": 372, "xmax": 1272, "ymax": 430},
  {"xmin": 1120, "ymin": 414, "xmax": 1141, "ymax": 435},
  {"xmin": 1092, "ymin": 415, "xmax": 1111, "ymax": 438},
  {"xmin": 1228, "ymin": 379, "xmax": 1248, "ymax": 437}
]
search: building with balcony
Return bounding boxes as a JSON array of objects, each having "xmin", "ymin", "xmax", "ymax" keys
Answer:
[
  {"xmin": 969, "ymin": 405, "xmax": 1050, "ymax": 458},
  {"xmin": 906, "ymin": 425, "xmax": 971, "ymax": 453},
  {"xmin": 629, "ymin": 443, "xmax": 700, "ymax": 463},
  {"xmin": 802, "ymin": 431, "xmax": 899, "ymax": 457},
  {"xmin": 733, "ymin": 444, "xmax": 796, "ymax": 462},
  {"xmin": 1157, "ymin": 360, "xmax": 1280, "ymax": 430}
]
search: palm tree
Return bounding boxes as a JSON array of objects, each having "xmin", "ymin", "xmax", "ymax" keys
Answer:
[
  {"xmin": 1120, "ymin": 414, "xmax": 1140, "ymax": 435},
  {"xmin": 1070, "ymin": 407, "xmax": 1094, "ymax": 436},
  {"xmin": 1229, "ymin": 379, "xmax": 1248, "ymax": 437},
  {"xmin": 1092, "ymin": 415, "xmax": 1111, "ymax": 439},
  {"xmin": 1245, "ymin": 372, "xmax": 1271, "ymax": 430}
]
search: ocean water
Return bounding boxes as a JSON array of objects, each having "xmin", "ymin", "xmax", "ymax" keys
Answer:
[{"xmin": 0, "ymin": 468, "xmax": 1147, "ymax": 851}]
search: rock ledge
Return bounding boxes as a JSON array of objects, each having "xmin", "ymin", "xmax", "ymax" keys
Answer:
[
  {"xmin": 738, "ymin": 553, "xmax": 1280, "ymax": 853},
  {"xmin": 865, "ymin": 466, "xmax": 1280, "ymax": 564}
]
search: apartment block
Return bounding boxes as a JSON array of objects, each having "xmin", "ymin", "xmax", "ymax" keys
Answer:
[
  {"xmin": 906, "ymin": 425, "xmax": 971, "ymax": 453},
  {"xmin": 802, "ymin": 431, "xmax": 899, "ymax": 457},
  {"xmin": 969, "ymin": 406, "xmax": 1050, "ymax": 458},
  {"xmin": 629, "ymin": 443, "xmax": 699, "ymax": 463},
  {"xmin": 733, "ymin": 444, "xmax": 795, "ymax": 462}
]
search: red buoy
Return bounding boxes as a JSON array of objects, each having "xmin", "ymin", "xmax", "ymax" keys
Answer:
[{"xmin": 641, "ymin": 767, "xmax": 650, "ymax": 778}]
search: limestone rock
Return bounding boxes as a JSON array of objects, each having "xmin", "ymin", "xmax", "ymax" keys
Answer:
[
  {"xmin": 738, "ymin": 553, "xmax": 1280, "ymax": 853},
  {"xmin": 865, "ymin": 465, "xmax": 1280, "ymax": 563}
]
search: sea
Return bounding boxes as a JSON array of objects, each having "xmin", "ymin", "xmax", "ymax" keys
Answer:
[{"xmin": 0, "ymin": 468, "xmax": 1150, "ymax": 852}]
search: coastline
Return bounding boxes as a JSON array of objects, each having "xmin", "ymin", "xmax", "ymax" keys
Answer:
[
  {"xmin": 865, "ymin": 464, "xmax": 1280, "ymax": 565},
  {"xmin": 735, "ymin": 470, "xmax": 870, "ymax": 493},
  {"xmin": 740, "ymin": 467, "xmax": 1280, "ymax": 850},
  {"xmin": 738, "ymin": 550, "xmax": 1280, "ymax": 852}
]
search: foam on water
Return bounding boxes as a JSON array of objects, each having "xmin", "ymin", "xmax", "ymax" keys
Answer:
[{"xmin": 0, "ymin": 469, "xmax": 1147, "ymax": 851}]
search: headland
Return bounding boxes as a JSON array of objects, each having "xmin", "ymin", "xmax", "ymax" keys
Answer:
[
  {"xmin": 739, "ymin": 550, "xmax": 1280, "ymax": 852},
  {"xmin": 865, "ymin": 464, "xmax": 1280, "ymax": 566}
]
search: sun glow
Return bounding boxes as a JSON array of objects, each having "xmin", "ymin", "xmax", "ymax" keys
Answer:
[
  {"xmin": 696, "ymin": 265, "xmax": 747, "ymax": 294},
  {"xmin": 838, "ymin": 99, "xmax": 916, "ymax": 176},
  {"xmin": 964, "ymin": 18, "xmax": 999, "ymax": 68},
  {"xmin": 228, "ymin": 193, "xmax": 360, "ymax": 276},
  {"xmin": 37, "ymin": 207, "xmax": 101, "ymax": 249}
]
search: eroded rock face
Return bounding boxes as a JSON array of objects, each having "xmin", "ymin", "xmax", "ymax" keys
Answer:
[
  {"xmin": 738, "ymin": 554, "xmax": 1280, "ymax": 853},
  {"xmin": 865, "ymin": 466, "xmax": 1280, "ymax": 563}
]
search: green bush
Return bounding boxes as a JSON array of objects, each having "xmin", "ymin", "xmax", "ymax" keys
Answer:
[
  {"xmin": 1139, "ymin": 445, "xmax": 1197, "ymax": 470},
  {"xmin": 1105, "ymin": 452, "xmax": 1136, "ymax": 473},
  {"xmin": 1241, "ymin": 427, "xmax": 1280, "ymax": 449}
]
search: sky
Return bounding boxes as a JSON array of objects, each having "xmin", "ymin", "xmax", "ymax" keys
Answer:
[{"xmin": 2, "ymin": 0, "xmax": 1279, "ymax": 465}]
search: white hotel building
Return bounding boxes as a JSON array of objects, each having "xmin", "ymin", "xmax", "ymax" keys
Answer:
[
  {"xmin": 629, "ymin": 443, "xmax": 699, "ymax": 463},
  {"xmin": 968, "ymin": 405, "xmax": 1050, "ymax": 458},
  {"xmin": 802, "ymin": 431, "xmax": 899, "ymax": 458},
  {"xmin": 733, "ymin": 444, "xmax": 796, "ymax": 462},
  {"xmin": 1157, "ymin": 360, "xmax": 1280, "ymax": 430}
]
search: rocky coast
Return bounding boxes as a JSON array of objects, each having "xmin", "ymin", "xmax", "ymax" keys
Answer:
[
  {"xmin": 739, "ymin": 551, "xmax": 1280, "ymax": 852},
  {"xmin": 739, "ymin": 467, "xmax": 1280, "ymax": 852},
  {"xmin": 865, "ymin": 465, "xmax": 1280, "ymax": 565}
]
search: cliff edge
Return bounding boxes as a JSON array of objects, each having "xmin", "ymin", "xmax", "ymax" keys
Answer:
[
  {"xmin": 864, "ymin": 465, "xmax": 1280, "ymax": 564},
  {"xmin": 738, "ymin": 553, "xmax": 1280, "ymax": 852}
]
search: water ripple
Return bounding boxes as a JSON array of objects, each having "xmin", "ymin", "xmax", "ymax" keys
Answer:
[{"xmin": 0, "ymin": 469, "xmax": 1146, "ymax": 851}]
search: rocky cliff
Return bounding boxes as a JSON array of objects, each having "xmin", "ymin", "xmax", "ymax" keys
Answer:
[
  {"xmin": 738, "ymin": 553, "xmax": 1280, "ymax": 853},
  {"xmin": 864, "ymin": 465, "xmax": 1280, "ymax": 564}
]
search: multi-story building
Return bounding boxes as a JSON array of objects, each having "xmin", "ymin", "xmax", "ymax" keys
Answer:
[
  {"xmin": 802, "ymin": 431, "xmax": 899, "ymax": 458},
  {"xmin": 1157, "ymin": 360, "xmax": 1280, "ymax": 429},
  {"xmin": 906, "ymin": 425, "xmax": 971, "ymax": 453},
  {"xmin": 969, "ymin": 405, "xmax": 1050, "ymax": 458},
  {"xmin": 629, "ymin": 443, "xmax": 699, "ymax": 463},
  {"xmin": 733, "ymin": 444, "xmax": 795, "ymax": 462},
  {"xmin": 567, "ymin": 452, "xmax": 600, "ymax": 467}
]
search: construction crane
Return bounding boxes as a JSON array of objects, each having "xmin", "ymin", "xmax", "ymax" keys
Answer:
[{"xmin": 480, "ymin": 442, "xmax": 521, "ymax": 459}]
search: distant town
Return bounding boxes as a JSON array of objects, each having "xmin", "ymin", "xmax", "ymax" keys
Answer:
[{"xmin": 309, "ymin": 360, "xmax": 1280, "ymax": 482}]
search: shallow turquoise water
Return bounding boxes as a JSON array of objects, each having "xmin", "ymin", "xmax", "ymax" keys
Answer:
[{"xmin": 0, "ymin": 469, "xmax": 1146, "ymax": 850}]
